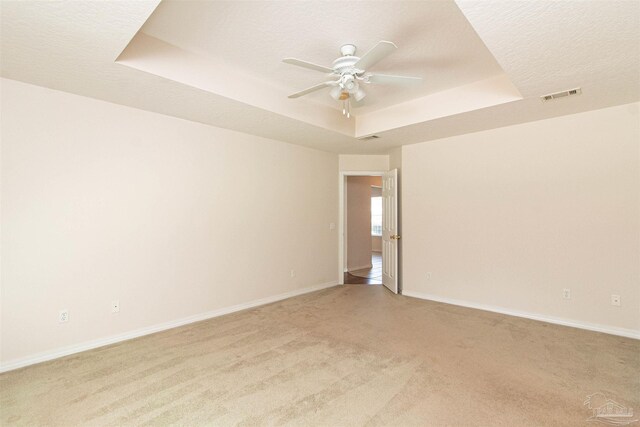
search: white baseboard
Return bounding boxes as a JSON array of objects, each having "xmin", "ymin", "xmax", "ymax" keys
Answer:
[
  {"xmin": 0, "ymin": 281, "xmax": 338, "ymax": 373},
  {"xmin": 402, "ymin": 290, "xmax": 640, "ymax": 340},
  {"xmin": 347, "ymin": 263, "xmax": 372, "ymax": 272}
]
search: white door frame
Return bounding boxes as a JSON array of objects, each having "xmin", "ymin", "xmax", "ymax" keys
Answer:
[{"xmin": 338, "ymin": 170, "xmax": 385, "ymax": 284}]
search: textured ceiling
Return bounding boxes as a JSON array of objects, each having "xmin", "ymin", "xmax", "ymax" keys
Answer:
[{"xmin": 1, "ymin": 1, "xmax": 638, "ymax": 154}]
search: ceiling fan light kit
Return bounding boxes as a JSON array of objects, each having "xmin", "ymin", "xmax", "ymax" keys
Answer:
[{"xmin": 283, "ymin": 41, "xmax": 422, "ymax": 119}]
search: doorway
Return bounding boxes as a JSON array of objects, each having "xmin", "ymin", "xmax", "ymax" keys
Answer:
[
  {"xmin": 343, "ymin": 175, "xmax": 383, "ymax": 285},
  {"xmin": 339, "ymin": 170, "xmax": 399, "ymax": 292},
  {"xmin": 342, "ymin": 172, "xmax": 382, "ymax": 285}
]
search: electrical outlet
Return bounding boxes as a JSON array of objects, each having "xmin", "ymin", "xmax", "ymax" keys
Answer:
[
  {"xmin": 426, "ymin": 272, "xmax": 432, "ymax": 280},
  {"xmin": 111, "ymin": 300, "xmax": 120, "ymax": 313},
  {"xmin": 563, "ymin": 288, "xmax": 571, "ymax": 299},
  {"xmin": 290, "ymin": 270, "xmax": 296, "ymax": 278},
  {"xmin": 329, "ymin": 222, "xmax": 335, "ymax": 230},
  {"xmin": 59, "ymin": 309, "xmax": 69, "ymax": 323},
  {"xmin": 611, "ymin": 294, "xmax": 621, "ymax": 306}
]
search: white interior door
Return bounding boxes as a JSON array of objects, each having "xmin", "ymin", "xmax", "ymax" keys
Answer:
[{"xmin": 382, "ymin": 169, "xmax": 399, "ymax": 293}]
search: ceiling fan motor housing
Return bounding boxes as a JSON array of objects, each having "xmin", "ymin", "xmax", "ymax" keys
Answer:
[{"xmin": 332, "ymin": 55, "xmax": 361, "ymax": 76}]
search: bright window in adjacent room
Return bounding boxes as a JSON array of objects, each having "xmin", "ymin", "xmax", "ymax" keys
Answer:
[{"xmin": 371, "ymin": 196, "xmax": 382, "ymax": 236}]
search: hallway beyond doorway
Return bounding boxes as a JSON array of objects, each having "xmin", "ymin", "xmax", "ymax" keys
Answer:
[{"xmin": 344, "ymin": 252, "xmax": 382, "ymax": 285}]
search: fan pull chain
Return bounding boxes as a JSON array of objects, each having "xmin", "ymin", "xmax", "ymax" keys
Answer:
[{"xmin": 342, "ymin": 99, "xmax": 351, "ymax": 118}]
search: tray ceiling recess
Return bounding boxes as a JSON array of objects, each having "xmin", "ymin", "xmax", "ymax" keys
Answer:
[
  {"xmin": 3, "ymin": 1, "xmax": 636, "ymax": 153},
  {"xmin": 116, "ymin": 1, "xmax": 522, "ymax": 140}
]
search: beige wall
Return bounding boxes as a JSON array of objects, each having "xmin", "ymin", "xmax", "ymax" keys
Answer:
[
  {"xmin": 0, "ymin": 79, "xmax": 339, "ymax": 365},
  {"xmin": 339, "ymin": 155, "xmax": 389, "ymax": 171},
  {"xmin": 403, "ymin": 103, "xmax": 640, "ymax": 333},
  {"xmin": 346, "ymin": 176, "xmax": 381, "ymax": 270},
  {"xmin": 371, "ymin": 184, "xmax": 382, "ymax": 252},
  {"xmin": 388, "ymin": 147, "xmax": 402, "ymax": 174},
  {"xmin": 372, "ymin": 236, "xmax": 381, "ymax": 252}
]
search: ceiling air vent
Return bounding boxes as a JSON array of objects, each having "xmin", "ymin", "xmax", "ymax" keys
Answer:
[
  {"xmin": 541, "ymin": 87, "xmax": 582, "ymax": 102},
  {"xmin": 358, "ymin": 135, "xmax": 380, "ymax": 141}
]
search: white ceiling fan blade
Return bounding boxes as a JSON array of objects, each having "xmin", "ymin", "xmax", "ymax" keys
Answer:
[
  {"xmin": 367, "ymin": 74, "xmax": 422, "ymax": 86},
  {"xmin": 287, "ymin": 81, "xmax": 335, "ymax": 98},
  {"xmin": 355, "ymin": 41, "xmax": 397, "ymax": 71},
  {"xmin": 283, "ymin": 58, "xmax": 334, "ymax": 73}
]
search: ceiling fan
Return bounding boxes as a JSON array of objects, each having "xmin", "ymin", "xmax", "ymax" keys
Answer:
[{"xmin": 283, "ymin": 41, "xmax": 422, "ymax": 118}]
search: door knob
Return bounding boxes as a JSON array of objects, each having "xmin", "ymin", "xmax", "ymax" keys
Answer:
[{"xmin": 390, "ymin": 234, "xmax": 401, "ymax": 240}]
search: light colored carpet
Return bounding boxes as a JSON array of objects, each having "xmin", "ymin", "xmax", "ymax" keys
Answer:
[{"xmin": 1, "ymin": 285, "xmax": 638, "ymax": 426}]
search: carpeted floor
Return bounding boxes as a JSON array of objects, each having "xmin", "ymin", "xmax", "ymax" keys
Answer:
[{"xmin": 1, "ymin": 285, "xmax": 638, "ymax": 426}]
